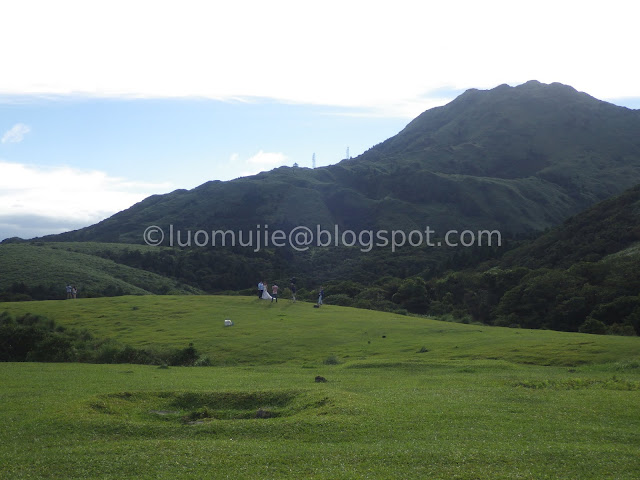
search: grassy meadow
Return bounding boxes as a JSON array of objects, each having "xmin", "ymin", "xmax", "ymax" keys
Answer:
[
  {"xmin": 0, "ymin": 243, "xmax": 203, "ymax": 297},
  {"xmin": 1, "ymin": 296, "xmax": 639, "ymax": 479}
]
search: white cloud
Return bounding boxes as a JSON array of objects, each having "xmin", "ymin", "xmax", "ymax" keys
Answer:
[
  {"xmin": 1, "ymin": 1, "xmax": 638, "ymax": 115},
  {"xmin": 246, "ymin": 151, "xmax": 287, "ymax": 167},
  {"xmin": 2, "ymin": 123, "xmax": 31, "ymax": 143},
  {"xmin": 223, "ymin": 151, "xmax": 289, "ymax": 179},
  {"xmin": 0, "ymin": 161, "xmax": 172, "ymax": 239}
]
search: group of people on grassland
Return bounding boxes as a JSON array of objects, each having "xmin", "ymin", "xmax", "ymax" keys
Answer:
[
  {"xmin": 64, "ymin": 279, "xmax": 327, "ymax": 304},
  {"xmin": 257, "ymin": 280, "xmax": 279, "ymax": 302},
  {"xmin": 257, "ymin": 279, "xmax": 324, "ymax": 306},
  {"xmin": 65, "ymin": 284, "xmax": 78, "ymax": 299}
]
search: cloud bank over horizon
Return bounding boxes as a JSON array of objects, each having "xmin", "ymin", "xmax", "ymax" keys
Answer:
[
  {"xmin": 0, "ymin": 161, "xmax": 173, "ymax": 241},
  {"xmin": 0, "ymin": 149, "xmax": 298, "ymax": 241}
]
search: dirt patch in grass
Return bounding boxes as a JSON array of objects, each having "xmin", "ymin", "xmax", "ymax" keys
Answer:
[{"xmin": 91, "ymin": 389, "xmax": 331, "ymax": 424}]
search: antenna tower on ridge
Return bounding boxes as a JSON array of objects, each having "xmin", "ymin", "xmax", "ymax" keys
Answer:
[
  {"xmin": 346, "ymin": 147, "xmax": 350, "ymax": 160},
  {"xmin": 312, "ymin": 153, "xmax": 316, "ymax": 169}
]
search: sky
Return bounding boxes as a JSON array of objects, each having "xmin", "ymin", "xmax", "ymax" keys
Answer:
[{"xmin": 1, "ymin": 0, "xmax": 639, "ymax": 241}]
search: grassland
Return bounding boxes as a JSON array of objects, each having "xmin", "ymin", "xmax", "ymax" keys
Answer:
[
  {"xmin": 1, "ymin": 296, "xmax": 639, "ymax": 479},
  {"xmin": 0, "ymin": 243, "xmax": 202, "ymax": 296}
]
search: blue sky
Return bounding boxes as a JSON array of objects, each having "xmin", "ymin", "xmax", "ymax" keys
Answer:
[
  {"xmin": 1, "ymin": 97, "xmax": 412, "ymax": 185},
  {"xmin": 1, "ymin": 0, "xmax": 639, "ymax": 240},
  {"xmin": 0, "ymin": 97, "xmax": 417, "ymax": 239}
]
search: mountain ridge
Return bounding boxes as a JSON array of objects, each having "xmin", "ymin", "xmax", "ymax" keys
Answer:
[{"xmin": 30, "ymin": 80, "xmax": 640, "ymax": 244}]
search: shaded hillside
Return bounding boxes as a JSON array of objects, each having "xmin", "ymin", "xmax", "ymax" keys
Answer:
[
  {"xmin": 271, "ymin": 183, "xmax": 640, "ymax": 335},
  {"xmin": 0, "ymin": 237, "xmax": 504, "ymax": 304},
  {"xmin": 42, "ymin": 80, "xmax": 640, "ymax": 244},
  {"xmin": 3, "ymin": 180, "xmax": 639, "ymax": 334},
  {"xmin": 500, "ymin": 183, "xmax": 640, "ymax": 268},
  {"xmin": 417, "ymin": 183, "xmax": 640, "ymax": 334}
]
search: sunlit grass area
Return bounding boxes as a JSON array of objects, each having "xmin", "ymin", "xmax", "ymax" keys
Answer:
[{"xmin": 1, "ymin": 296, "xmax": 639, "ymax": 479}]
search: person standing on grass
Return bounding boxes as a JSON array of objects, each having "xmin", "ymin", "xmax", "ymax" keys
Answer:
[
  {"xmin": 318, "ymin": 286, "xmax": 324, "ymax": 306},
  {"xmin": 72, "ymin": 285, "xmax": 78, "ymax": 299},
  {"xmin": 66, "ymin": 284, "xmax": 72, "ymax": 299},
  {"xmin": 271, "ymin": 283, "xmax": 279, "ymax": 303},
  {"xmin": 290, "ymin": 283, "xmax": 296, "ymax": 303},
  {"xmin": 258, "ymin": 280, "xmax": 264, "ymax": 299}
]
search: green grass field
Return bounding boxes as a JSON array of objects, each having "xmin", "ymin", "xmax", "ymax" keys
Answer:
[
  {"xmin": 1, "ymin": 296, "xmax": 639, "ymax": 479},
  {"xmin": 0, "ymin": 243, "xmax": 203, "ymax": 296}
]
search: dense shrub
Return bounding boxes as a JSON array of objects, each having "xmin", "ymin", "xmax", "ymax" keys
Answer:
[
  {"xmin": 169, "ymin": 343, "xmax": 200, "ymax": 366},
  {"xmin": 0, "ymin": 311, "xmax": 210, "ymax": 366},
  {"xmin": 579, "ymin": 317, "xmax": 607, "ymax": 335}
]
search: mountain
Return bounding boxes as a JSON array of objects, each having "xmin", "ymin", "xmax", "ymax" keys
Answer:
[
  {"xmin": 43, "ymin": 80, "xmax": 640, "ymax": 244},
  {"xmin": 4, "ymin": 182, "xmax": 640, "ymax": 336},
  {"xmin": 500, "ymin": 183, "xmax": 640, "ymax": 269},
  {"xmin": 420, "ymin": 182, "xmax": 640, "ymax": 334}
]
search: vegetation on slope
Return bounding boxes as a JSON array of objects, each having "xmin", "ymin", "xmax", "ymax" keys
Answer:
[
  {"xmin": 1, "ymin": 178, "xmax": 639, "ymax": 336},
  {"xmin": 404, "ymin": 184, "xmax": 640, "ymax": 334},
  {"xmin": 0, "ymin": 310, "xmax": 210, "ymax": 365},
  {"xmin": 36, "ymin": 81, "xmax": 640, "ymax": 243},
  {"xmin": 0, "ymin": 242, "xmax": 203, "ymax": 300},
  {"xmin": 0, "ymin": 236, "xmax": 508, "ymax": 303}
]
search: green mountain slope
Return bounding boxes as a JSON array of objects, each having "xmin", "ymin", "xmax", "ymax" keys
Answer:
[
  {"xmin": 500, "ymin": 183, "xmax": 640, "ymax": 268},
  {"xmin": 42, "ymin": 80, "xmax": 640, "ymax": 244},
  {"xmin": 418, "ymin": 183, "xmax": 640, "ymax": 333},
  {"xmin": 0, "ymin": 243, "xmax": 204, "ymax": 299},
  {"xmin": 3, "ymin": 181, "xmax": 640, "ymax": 335}
]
